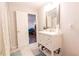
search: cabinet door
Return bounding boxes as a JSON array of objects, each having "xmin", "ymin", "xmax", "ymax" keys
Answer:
[
  {"xmin": 38, "ymin": 34, "xmax": 46, "ymax": 45},
  {"xmin": 45, "ymin": 39, "xmax": 52, "ymax": 50},
  {"xmin": 48, "ymin": 35, "xmax": 62, "ymax": 51},
  {"xmin": 53, "ymin": 35, "xmax": 62, "ymax": 49},
  {"xmin": 38, "ymin": 34, "xmax": 52, "ymax": 50}
]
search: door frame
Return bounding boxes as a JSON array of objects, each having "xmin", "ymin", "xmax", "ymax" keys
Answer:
[
  {"xmin": 28, "ymin": 13, "xmax": 37, "ymax": 44},
  {"xmin": 27, "ymin": 12, "xmax": 38, "ymax": 48}
]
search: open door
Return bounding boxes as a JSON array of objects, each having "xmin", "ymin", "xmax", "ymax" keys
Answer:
[{"xmin": 16, "ymin": 11, "xmax": 29, "ymax": 48}]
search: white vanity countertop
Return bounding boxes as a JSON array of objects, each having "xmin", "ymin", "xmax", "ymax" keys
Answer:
[{"xmin": 39, "ymin": 30, "xmax": 62, "ymax": 36}]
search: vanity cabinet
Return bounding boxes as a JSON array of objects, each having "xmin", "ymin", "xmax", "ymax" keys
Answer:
[{"xmin": 38, "ymin": 31, "xmax": 62, "ymax": 56}]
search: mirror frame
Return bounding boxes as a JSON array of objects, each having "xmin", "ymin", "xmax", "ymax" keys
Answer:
[{"xmin": 45, "ymin": 4, "xmax": 60, "ymax": 29}]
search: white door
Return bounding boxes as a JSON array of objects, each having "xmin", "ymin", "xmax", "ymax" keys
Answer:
[{"xmin": 16, "ymin": 11, "xmax": 29, "ymax": 48}]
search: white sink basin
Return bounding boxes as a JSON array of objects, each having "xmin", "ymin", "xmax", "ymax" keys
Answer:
[
  {"xmin": 43, "ymin": 28, "xmax": 56, "ymax": 32},
  {"xmin": 39, "ymin": 29, "xmax": 61, "ymax": 36}
]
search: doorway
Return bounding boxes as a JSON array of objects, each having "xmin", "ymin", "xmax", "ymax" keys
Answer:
[{"xmin": 28, "ymin": 14, "xmax": 37, "ymax": 44}]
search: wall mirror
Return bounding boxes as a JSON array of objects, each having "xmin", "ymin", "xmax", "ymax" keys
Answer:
[{"xmin": 45, "ymin": 4, "xmax": 60, "ymax": 29}]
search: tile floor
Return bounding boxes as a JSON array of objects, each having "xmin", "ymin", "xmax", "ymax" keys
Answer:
[{"xmin": 11, "ymin": 48, "xmax": 46, "ymax": 56}]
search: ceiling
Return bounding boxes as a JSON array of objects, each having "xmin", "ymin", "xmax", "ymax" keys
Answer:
[{"xmin": 8, "ymin": 2, "xmax": 53, "ymax": 10}]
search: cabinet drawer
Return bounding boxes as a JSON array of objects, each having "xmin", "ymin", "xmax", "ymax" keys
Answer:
[{"xmin": 38, "ymin": 34, "xmax": 46, "ymax": 45}]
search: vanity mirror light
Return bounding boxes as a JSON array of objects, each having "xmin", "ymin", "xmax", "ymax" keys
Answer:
[{"xmin": 45, "ymin": 4, "xmax": 60, "ymax": 30}]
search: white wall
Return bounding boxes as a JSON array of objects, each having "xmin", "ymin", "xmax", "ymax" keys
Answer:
[
  {"xmin": 7, "ymin": 2, "xmax": 38, "ymax": 51},
  {"xmin": 38, "ymin": 6, "xmax": 46, "ymax": 31},
  {"xmin": 60, "ymin": 2, "xmax": 79, "ymax": 55}
]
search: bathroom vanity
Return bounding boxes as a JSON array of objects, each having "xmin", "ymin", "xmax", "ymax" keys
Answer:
[
  {"xmin": 38, "ymin": 29, "xmax": 62, "ymax": 56},
  {"xmin": 37, "ymin": 3, "xmax": 62, "ymax": 56}
]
